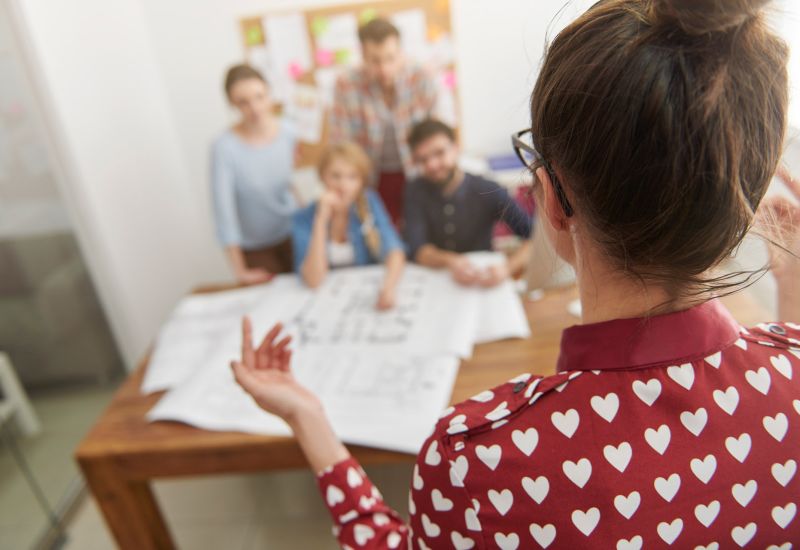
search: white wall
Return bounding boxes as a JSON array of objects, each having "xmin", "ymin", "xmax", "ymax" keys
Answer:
[
  {"xmin": 8, "ymin": 0, "xmax": 214, "ymax": 367},
  {"xmin": 9, "ymin": 0, "xmax": 800, "ymax": 368}
]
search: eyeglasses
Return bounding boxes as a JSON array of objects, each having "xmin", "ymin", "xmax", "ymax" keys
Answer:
[{"xmin": 512, "ymin": 129, "xmax": 574, "ymax": 217}]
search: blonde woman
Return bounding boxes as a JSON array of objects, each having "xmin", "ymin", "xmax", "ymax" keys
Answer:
[{"xmin": 292, "ymin": 142, "xmax": 405, "ymax": 309}]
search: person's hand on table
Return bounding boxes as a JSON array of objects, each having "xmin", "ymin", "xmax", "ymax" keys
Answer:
[
  {"xmin": 376, "ymin": 286, "xmax": 397, "ymax": 310},
  {"xmin": 317, "ymin": 190, "xmax": 344, "ymax": 223},
  {"xmin": 477, "ymin": 262, "xmax": 511, "ymax": 288},
  {"xmin": 231, "ymin": 318, "xmax": 321, "ymax": 422},
  {"xmin": 236, "ymin": 268, "xmax": 274, "ymax": 286},
  {"xmin": 448, "ymin": 255, "xmax": 481, "ymax": 286}
]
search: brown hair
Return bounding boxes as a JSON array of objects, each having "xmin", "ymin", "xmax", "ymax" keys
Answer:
[
  {"xmin": 407, "ymin": 118, "xmax": 457, "ymax": 151},
  {"xmin": 358, "ymin": 18, "xmax": 400, "ymax": 45},
  {"xmin": 224, "ymin": 64, "xmax": 267, "ymax": 98},
  {"xmin": 318, "ymin": 143, "xmax": 382, "ymax": 259},
  {"xmin": 530, "ymin": 0, "xmax": 789, "ymax": 299}
]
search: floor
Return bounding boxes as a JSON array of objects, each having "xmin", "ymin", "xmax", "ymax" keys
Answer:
[{"xmin": 0, "ymin": 384, "xmax": 117, "ymax": 550}]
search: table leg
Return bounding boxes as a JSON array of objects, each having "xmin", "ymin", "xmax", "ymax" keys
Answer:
[{"xmin": 78, "ymin": 459, "xmax": 175, "ymax": 549}]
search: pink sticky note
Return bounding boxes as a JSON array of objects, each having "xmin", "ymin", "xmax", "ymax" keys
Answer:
[
  {"xmin": 288, "ymin": 62, "xmax": 304, "ymax": 80},
  {"xmin": 443, "ymin": 71, "xmax": 457, "ymax": 90},
  {"xmin": 316, "ymin": 49, "xmax": 334, "ymax": 67}
]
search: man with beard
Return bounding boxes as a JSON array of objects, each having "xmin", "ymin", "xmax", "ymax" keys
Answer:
[{"xmin": 404, "ymin": 119, "xmax": 533, "ymax": 286}]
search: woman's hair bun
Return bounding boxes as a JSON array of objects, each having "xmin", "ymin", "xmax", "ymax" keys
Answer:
[{"xmin": 650, "ymin": 0, "xmax": 771, "ymax": 36}]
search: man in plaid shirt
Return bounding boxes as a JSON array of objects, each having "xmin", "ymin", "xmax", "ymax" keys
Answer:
[{"xmin": 329, "ymin": 18, "xmax": 438, "ymax": 227}]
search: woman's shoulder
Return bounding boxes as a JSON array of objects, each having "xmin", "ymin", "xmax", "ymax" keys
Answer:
[{"xmin": 211, "ymin": 129, "xmax": 238, "ymax": 153}]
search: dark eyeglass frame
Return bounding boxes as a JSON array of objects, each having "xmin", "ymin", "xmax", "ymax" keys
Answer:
[{"xmin": 512, "ymin": 129, "xmax": 574, "ymax": 217}]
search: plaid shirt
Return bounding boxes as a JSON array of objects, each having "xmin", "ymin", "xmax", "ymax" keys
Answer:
[{"xmin": 329, "ymin": 63, "xmax": 437, "ymax": 180}]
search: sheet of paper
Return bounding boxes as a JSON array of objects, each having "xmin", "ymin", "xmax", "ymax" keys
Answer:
[
  {"xmin": 314, "ymin": 67, "xmax": 341, "ymax": 107},
  {"xmin": 390, "ymin": 10, "xmax": 430, "ymax": 63},
  {"xmin": 262, "ymin": 13, "xmax": 313, "ymax": 103},
  {"xmin": 465, "ymin": 252, "xmax": 532, "ymax": 343},
  {"xmin": 312, "ymin": 13, "xmax": 362, "ymax": 68},
  {"xmin": 141, "ymin": 276, "xmax": 310, "ymax": 394},
  {"xmin": 289, "ymin": 264, "xmax": 480, "ymax": 358},
  {"xmin": 285, "ymin": 84, "xmax": 324, "ymax": 144},
  {"xmin": 148, "ymin": 349, "xmax": 459, "ymax": 454}
]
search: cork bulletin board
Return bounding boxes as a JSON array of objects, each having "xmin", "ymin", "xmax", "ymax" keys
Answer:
[{"xmin": 239, "ymin": 0, "xmax": 458, "ymax": 167}]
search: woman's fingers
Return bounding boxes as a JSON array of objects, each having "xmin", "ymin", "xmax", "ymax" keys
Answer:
[
  {"xmin": 273, "ymin": 335, "xmax": 293, "ymax": 371},
  {"xmin": 241, "ymin": 317, "xmax": 256, "ymax": 367},
  {"xmin": 256, "ymin": 323, "xmax": 283, "ymax": 368}
]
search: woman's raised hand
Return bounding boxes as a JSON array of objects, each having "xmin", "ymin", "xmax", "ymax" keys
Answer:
[{"xmin": 230, "ymin": 317, "xmax": 322, "ymax": 422}]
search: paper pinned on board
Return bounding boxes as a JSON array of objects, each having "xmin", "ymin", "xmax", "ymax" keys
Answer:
[
  {"xmin": 262, "ymin": 13, "xmax": 313, "ymax": 103},
  {"xmin": 285, "ymin": 84, "xmax": 324, "ymax": 144},
  {"xmin": 312, "ymin": 13, "xmax": 362, "ymax": 68},
  {"xmin": 314, "ymin": 67, "xmax": 341, "ymax": 107}
]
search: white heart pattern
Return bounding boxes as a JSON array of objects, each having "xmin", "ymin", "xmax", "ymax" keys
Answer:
[
  {"xmin": 654, "ymin": 473, "xmax": 681, "ymax": 502},
  {"xmin": 644, "ymin": 424, "xmax": 671, "ymax": 455},
  {"xmin": 772, "ymin": 460, "xmax": 797, "ymax": 487},
  {"xmin": 571, "ymin": 507, "xmax": 600, "ymax": 536},
  {"xmin": 695, "ymin": 500, "xmax": 721, "ymax": 527},
  {"xmin": 431, "ymin": 489, "xmax": 453, "ymax": 512},
  {"xmin": 613, "ymin": 491, "xmax": 641, "ymax": 519},
  {"xmin": 486, "ymin": 401, "xmax": 511, "ymax": 422},
  {"xmin": 551, "ymin": 409, "xmax": 580, "ymax": 438},
  {"xmin": 771, "ymin": 502, "xmax": 796, "ymax": 529},
  {"xmin": 421, "ymin": 514, "xmax": 440, "ymax": 538},
  {"xmin": 770, "ymin": 354, "xmax": 793, "ymax": 379},
  {"xmin": 632, "ymin": 379, "xmax": 662, "ymax": 406},
  {"xmin": 713, "ymin": 386, "xmax": 740, "ymax": 415},
  {"xmin": 690, "ymin": 454, "xmax": 717, "ymax": 484},
  {"xmin": 413, "ymin": 465, "xmax": 423, "ymax": 490},
  {"xmin": 521, "ymin": 476, "xmax": 549, "ymax": 504},
  {"xmin": 529, "ymin": 523, "xmax": 556, "ymax": 548},
  {"xmin": 745, "ymin": 367, "xmax": 771, "ymax": 395},
  {"xmin": 730, "ymin": 522, "xmax": 756, "ymax": 546},
  {"xmin": 347, "ymin": 467, "xmax": 363, "ymax": 488},
  {"xmin": 494, "ymin": 533, "xmax": 519, "ymax": 550},
  {"xmin": 494, "ymin": 532, "xmax": 520, "ymax": 550},
  {"xmin": 476, "ymin": 444, "xmax": 502, "ymax": 471},
  {"xmin": 488, "ymin": 489, "xmax": 514, "ymax": 516},
  {"xmin": 725, "ymin": 433, "xmax": 752, "ymax": 463},
  {"xmin": 450, "ymin": 531, "xmax": 475, "ymax": 550},
  {"xmin": 470, "ymin": 390, "xmax": 494, "ymax": 402},
  {"xmin": 603, "ymin": 442, "xmax": 633, "ymax": 472},
  {"xmin": 425, "ymin": 440, "xmax": 442, "ymax": 466},
  {"xmin": 562, "ymin": 458, "xmax": 592, "ymax": 488},
  {"xmin": 465, "ymin": 505, "xmax": 481, "ymax": 532},
  {"xmin": 657, "ymin": 518, "xmax": 683, "ymax": 544},
  {"xmin": 450, "ymin": 456, "xmax": 469, "ymax": 488},
  {"xmin": 705, "ymin": 351, "xmax": 722, "ymax": 368},
  {"xmin": 326, "ymin": 484, "xmax": 345, "ymax": 507},
  {"xmin": 387, "ymin": 531, "xmax": 402, "ymax": 548},
  {"xmin": 353, "ymin": 524, "xmax": 375, "ymax": 546},
  {"xmin": 680, "ymin": 407, "xmax": 708, "ymax": 436},
  {"xmin": 763, "ymin": 413, "xmax": 788, "ymax": 442},
  {"xmin": 667, "ymin": 363, "xmax": 695, "ymax": 390},
  {"xmin": 731, "ymin": 480, "xmax": 757, "ymax": 507},
  {"xmin": 590, "ymin": 393, "xmax": 619, "ymax": 422},
  {"xmin": 512, "ymin": 428, "xmax": 539, "ymax": 456},
  {"xmin": 616, "ymin": 536, "xmax": 643, "ymax": 550}
]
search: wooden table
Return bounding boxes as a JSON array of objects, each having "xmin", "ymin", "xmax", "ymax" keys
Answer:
[{"xmin": 75, "ymin": 287, "xmax": 766, "ymax": 549}]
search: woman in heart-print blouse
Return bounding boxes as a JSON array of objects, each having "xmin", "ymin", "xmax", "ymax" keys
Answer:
[{"xmin": 231, "ymin": 0, "xmax": 800, "ymax": 547}]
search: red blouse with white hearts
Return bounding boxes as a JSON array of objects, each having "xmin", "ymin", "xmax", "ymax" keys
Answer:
[{"xmin": 316, "ymin": 300, "xmax": 800, "ymax": 549}]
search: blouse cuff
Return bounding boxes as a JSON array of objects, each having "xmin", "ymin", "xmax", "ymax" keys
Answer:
[{"xmin": 316, "ymin": 456, "xmax": 387, "ymax": 525}]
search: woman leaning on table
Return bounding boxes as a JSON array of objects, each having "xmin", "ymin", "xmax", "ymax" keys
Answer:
[
  {"xmin": 231, "ymin": 0, "xmax": 800, "ymax": 547},
  {"xmin": 210, "ymin": 64, "xmax": 298, "ymax": 284}
]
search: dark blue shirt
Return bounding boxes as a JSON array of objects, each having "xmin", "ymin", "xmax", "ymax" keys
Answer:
[{"xmin": 403, "ymin": 173, "xmax": 532, "ymax": 259}]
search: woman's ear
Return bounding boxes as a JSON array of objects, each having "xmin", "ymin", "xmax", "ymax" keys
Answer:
[{"xmin": 536, "ymin": 167, "xmax": 569, "ymax": 231}]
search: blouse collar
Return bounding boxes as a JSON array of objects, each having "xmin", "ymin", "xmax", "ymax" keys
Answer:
[{"xmin": 556, "ymin": 299, "xmax": 740, "ymax": 373}]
